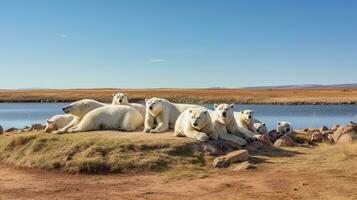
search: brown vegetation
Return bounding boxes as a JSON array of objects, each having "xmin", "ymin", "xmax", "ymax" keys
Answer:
[
  {"xmin": 1, "ymin": 88, "xmax": 357, "ymax": 104},
  {"xmin": 0, "ymin": 130, "xmax": 356, "ymax": 199}
]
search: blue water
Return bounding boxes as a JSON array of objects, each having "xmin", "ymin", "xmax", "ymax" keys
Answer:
[{"xmin": 0, "ymin": 103, "xmax": 357, "ymax": 130}]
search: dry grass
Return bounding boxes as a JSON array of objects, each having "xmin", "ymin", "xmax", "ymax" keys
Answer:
[
  {"xmin": 1, "ymin": 88, "xmax": 357, "ymax": 104},
  {"xmin": 0, "ymin": 131, "xmax": 206, "ymax": 174}
]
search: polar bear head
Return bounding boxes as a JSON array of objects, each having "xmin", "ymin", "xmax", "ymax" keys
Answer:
[
  {"xmin": 62, "ymin": 99, "xmax": 102, "ymax": 117},
  {"xmin": 254, "ymin": 122, "xmax": 267, "ymax": 135},
  {"xmin": 240, "ymin": 110, "xmax": 254, "ymax": 124},
  {"xmin": 112, "ymin": 93, "xmax": 129, "ymax": 105},
  {"xmin": 145, "ymin": 97, "xmax": 165, "ymax": 117},
  {"xmin": 213, "ymin": 103, "xmax": 235, "ymax": 124},
  {"xmin": 277, "ymin": 121, "xmax": 293, "ymax": 135},
  {"xmin": 188, "ymin": 108, "xmax": 210, "ymax": 130}
]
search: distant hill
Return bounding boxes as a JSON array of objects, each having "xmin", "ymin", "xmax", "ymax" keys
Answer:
[{"xmin": 242, "ymin": 83, "xmax": 357, "ymax": 89}]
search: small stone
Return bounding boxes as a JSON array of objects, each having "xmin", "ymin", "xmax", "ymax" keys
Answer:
[
  {"xmin": 5, "ymin": 127, "xmax": 18, "ymax": 132},
  {"xmin": 233, "ymin": 161, "xmax": 256, "ymax": 171},
  {"xmin": 320, "ymin": 125, "xmax": 328, "ymax": 132},
  {"xmin": 223, "ymin": 149, "xmax": 249, "ymax": 163},
  {"xmin": 274, "ymin": 135, "xmax": 296, "ymax": 147},
  {"xmin": 31, "ymin": 124, "xmax": 43, "ymax": 130},
  {"xmin": 301, "ymin": 182, "xmax": 308, "ymax": 186},
  {"xmin": 212, "ymin": 158, "xmax": 228, "ymax": 168},
  {"xmin": 331, "ymin": 124, "xmax": 340, "ymax": 131},
  {"xmin": 310, "ymin": 131, "xmax": 323, "ymax": 143}
]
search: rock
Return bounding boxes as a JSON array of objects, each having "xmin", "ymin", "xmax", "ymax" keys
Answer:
[
  {"xmin": 245, "ymin": 141, "xmax": 263, "ymax": 151},
  {"xmin": 0, "ymin": 125, "xmax": 3, "ymax": 135},
  {"xmin": 330, "ymin": 124, "xmax": 357, "ymax": 143},
  {"xmin": 337, "ymin": 133, "xmax": 353, "ymax": 144},
  {"xmin": 310, "ymin": 131, "xmax": 323, "ymax": 143},
  {"xmin": 258, "ymin": 133, "xmax": 273, "ymax": 146},
  {"xmin": 223, "ymin": 149, "xmax": 249, "ymax": 163},
  {"xmin": 320, "ymin": 125, "xmax": 328, "ymax": 132},
  {"xmin": 212, "ymin": 158, "xmax": 229, "ymax": 168},
  {"xmin": 331, "ymin": 124, "xmax": 340, "ymax": 131},
  {"xmin": 31, "ymin": 124, "xmax": 43, "ymax": 130},
  {"xmin": 232, "ymin": 161, "xmax": 256, "ymax": 171},
  {"xmin": 5, "ymin": 127, "xmax": 18, "ymax": 132},
  {"xmin": 274, "ymin": 135, "xmax": 296, "ymax": 147},
  {"xmin": 44, "ymin": 123, "xmax": 59, "ymax": 133},
  {"xmin": 212, "ymin": 149, "xmax": 249, "ymax": 168}
]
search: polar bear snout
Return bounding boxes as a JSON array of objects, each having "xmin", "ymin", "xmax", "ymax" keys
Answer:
[
  {"xmin": 222, "ymin": 112, "xmax": 227, "ymax": 117},
  {"xmin": 62, "ymin": 106, "xmax": 70, "ymax": 113}
]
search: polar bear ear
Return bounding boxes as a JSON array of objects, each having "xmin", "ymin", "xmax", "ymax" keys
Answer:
[
  {"xmin": 214, "ymin": 104, "xmax": 218, "ymax": 109},
  {"xmin": 112, "ymin": 93, "xmax": 116, "ymax": 97},
  {"xmin": 189, "ymin": 109, "xmax": 192, "ymax": 113},
  {"xmin": 158, "ymin": 99, "xmax": 161, "ymax": 102},
  {"xmin": 262, "ymin": 123, "xmax": 266, "ymax": 126},
  {"xmin": 230, "ymin": 104, "xmax": 234, "ymax": 109},
  {"xmin": 277, "ymin": 122, "xmax": 281, "ymax": 126},
  {"xmin": 145, "ymin": 98, "xmax": 149, "ymax": 102},
  {"xmin": 203, "ymin": 110, "xmax": 208, "ymax": 114},
  {"xmin": 241, "ymin": 111, "xmax": 244, "ymax": 114}
]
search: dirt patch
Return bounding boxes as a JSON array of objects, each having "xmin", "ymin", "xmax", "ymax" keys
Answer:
[{"xmin": 0, "ymin": 142, "xmax": 356, "ymax": 200}]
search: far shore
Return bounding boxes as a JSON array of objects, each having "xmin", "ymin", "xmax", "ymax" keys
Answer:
[{"xmin": 1, "ymin": 88, "xmax": 357, "ymax": 105}]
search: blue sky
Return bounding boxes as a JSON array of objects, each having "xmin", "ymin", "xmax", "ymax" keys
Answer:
[{"xmin": 0, "ymin": 0, "xmax": 356, "ymax": 89}]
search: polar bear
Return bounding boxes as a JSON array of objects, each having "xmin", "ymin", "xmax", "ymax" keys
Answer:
[
  {"xmin": 112, "ymin": 93, "xmax": 146, "ymax": 118},
  {"xmin": 234, "ymin": 110, "xmax": 260, "ymax": 139},
  {"xmin": 144, "ymin": 97, "xmax": 199, "ymax": 133},
  {"xmin": 52, "ymin": 99, "xmax": 106, "ymax": 134},
  {"xmin": 175, "ymin": 108, "xmax": 218, "ymax": 142},
  {"xmin": 45, "ymin": 114, "xmax": 74, "ymax": 129},
  {"xmin": 68, "ymin": 105, "xmax": 143, "ymax": 133},
  {"xmin": 254, "ymin": 122, "xmax": 268, "ymax": 135},
  {"xmin": 276, "ymin": 121, "xmax": 293, "ymax": 136},
  {"xmin": 210, "ymin": 104, "xmax": 251, "ymax": 146}
]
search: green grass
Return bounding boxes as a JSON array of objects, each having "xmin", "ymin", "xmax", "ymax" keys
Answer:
[{"xmin": 0, "ymin": 131, "xmax": 206, "ymax": 174}]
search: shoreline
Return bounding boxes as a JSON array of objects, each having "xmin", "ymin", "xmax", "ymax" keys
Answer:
[{"xmin": 1, "ymin": 88, "xmax": 357, "ymax": 105}]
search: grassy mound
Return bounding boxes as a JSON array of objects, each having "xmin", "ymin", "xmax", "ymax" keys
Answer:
[{"xmin": 0, "ymin": 131, "xmax": 206, "ymax": 174}]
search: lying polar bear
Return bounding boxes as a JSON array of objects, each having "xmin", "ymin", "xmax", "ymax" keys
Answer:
[
  {"xmin": 52, "ymin": 99, "xmax": 106, "ymax": 134},
  {"xmin": 112, "ymin": 93, "xmax": 146, "ymax": 118},
  {"xmin": 276, "ymin": 121, "xmax": 293, "ymax": 136},
  {"xmin": 209, "ymin": 104, "xmax": 248, "ymax": 146},
  {"xmin": 45, "ymin": 114, "xmax": 74, "ymax": 131},
  {"xmin": 234, "ymin": 110, "xmax": 260, "ymax": 139},
  {"xmin": 175, "ymin": 107, "xmax": 218, "ymax": 142},
  {"xmin": 68, "ymin": 105, "xmax": 143, "ymax": 133},
  {"xmin": 144, "ymin": 97, "xmax": 199, "ymax": 133}
]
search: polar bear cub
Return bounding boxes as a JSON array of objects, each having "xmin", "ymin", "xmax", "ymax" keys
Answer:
[
  {"xmin": 144, "ymin": 97, "xmax": 199, "ymax": 133},
  {"xmin": 68, "ymin": 105, "xmax": 143, "ymax": 133},
  {"xmin": 234, "ymin": 110, "xmax": 260, "ymax": 139},
  {"xmin": 45, "ymin": 114, "xmax": 74, "ymax": 129},
  {"xmin": 277, "ymin": 121, "xmax": 293, "ymax": 136},
  {"xmin": 209, "ymin": 104, "xmax": 248, "ymax": 145},
  {"xmin": 175, "ymin": 108, "xmax": 218, "ymax": 142},
  {"xmin": 112, "ymin": 93, "xmax": 146, "ymax": 118},
  {"xmin": 254, "ymin": 122, "xmax": 268, "ymax": 135},
  {"xmin": 53, "ymin": 99, "xmax": 106, "ymax": 134}
]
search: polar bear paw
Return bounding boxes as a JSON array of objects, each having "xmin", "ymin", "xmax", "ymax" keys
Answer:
[{"xmin": 195, "ymin": 133, "xmax": 209, "ymax": 142}]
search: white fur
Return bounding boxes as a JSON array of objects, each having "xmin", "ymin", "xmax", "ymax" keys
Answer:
[
  {"xmin": 209, "ymin": 104, "xmax": 249, "ymax": 146},
  {"xmin": 234, "ymin": 110, "xmax": 260, "ymax": 139},
  {"xmin": 112, "ymin": 93, "xmax": 146, "ymax": 118},
  {"xmin": 175, "ymin": 108, "xmax": 218, "ymax": 142},
  {"xmin": 68, "ymin": 105, "xmax": 143, "ymax": 133},
  {"xmin": 254, "ymin": 122, "xmax": 268, "ymax": 135},
  {"xmin": 46, "ymin": 114, "xmax": 74, "ymax": 129},
  {"xmin": 144, "ymin": 97, "xmax": 200, "ymax": 133},
  {"xmin": 52, "ymin": 99, "xmax": 106, "ymax": 134},
  {"xmin": 277, "ymin": 121, "xmax": 293, "ymax": 136}
]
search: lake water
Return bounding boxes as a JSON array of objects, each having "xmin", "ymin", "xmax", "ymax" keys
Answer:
[{"xmin": 0, "ymin": 103, "xmax": 357, "ymax": 130}]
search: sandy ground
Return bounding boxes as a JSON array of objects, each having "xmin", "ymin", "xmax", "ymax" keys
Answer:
[
  {"xmin": 1, "ymin": 88, "xmax": 357, "ymax": 104},
  {"xmin": 0, "ymin": 142, "xmax": 356, "ymax": 200}
]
